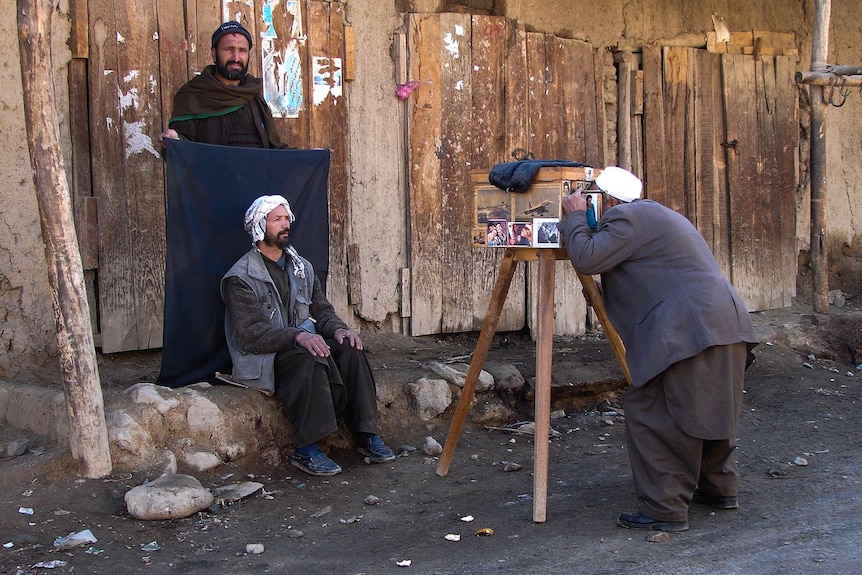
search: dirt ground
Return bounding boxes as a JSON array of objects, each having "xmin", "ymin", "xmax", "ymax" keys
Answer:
[{"xmin": 1, "ymin": 301, "xmax": 861, "ymax": 575}]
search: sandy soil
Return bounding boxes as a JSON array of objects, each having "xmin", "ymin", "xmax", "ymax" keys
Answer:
[{"xmin": 1, "ymin": 302, "xmax": 861, "ymax": 575}]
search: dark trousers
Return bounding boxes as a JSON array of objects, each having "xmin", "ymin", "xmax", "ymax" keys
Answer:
[
  {"xmin": 273, "ymin": 338, "xmax": 379, "ymax": 447},
  {"xmin": 623, "ymin": 342, "xmax": 746, "ymax": 522}
]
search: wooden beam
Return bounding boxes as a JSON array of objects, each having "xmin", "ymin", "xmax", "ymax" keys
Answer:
[
  {"xmin": 343, "ymin": 24, "xmax": 356, "ymax": 81},
  {"xmin": 17, "ymin": 0, "xmax": 112, "ymax": 478},
  {"xmin": 69, "ymin": 0, "xmax": 88, "ymax": 58}
]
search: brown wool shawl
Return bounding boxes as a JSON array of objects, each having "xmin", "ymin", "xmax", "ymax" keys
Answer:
[{"xmin": 170, "ymin": 65, "xmax": 283, "ymax": 147}]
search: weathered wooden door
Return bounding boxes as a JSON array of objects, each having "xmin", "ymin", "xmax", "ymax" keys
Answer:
[
  {"xmin": 642, "ymin": 45, "xmax": 797, "ymax": 311},
  {"xmin": 77, "ymin": 0, "xmax": 349, "ymax": 352},
  {"xmin": 405, "ymin": 14, "xmax": 604, "ymax": 336}
]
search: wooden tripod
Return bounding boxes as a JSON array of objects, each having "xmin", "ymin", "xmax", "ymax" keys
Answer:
[{"xmin": 435, "ymin": 247, "xmax": 631, "ymax": 523}]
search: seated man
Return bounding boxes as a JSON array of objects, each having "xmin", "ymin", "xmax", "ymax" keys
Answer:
[{"xmin": 221, "ymin": 195, "xmax": 395, "ymax": 476}]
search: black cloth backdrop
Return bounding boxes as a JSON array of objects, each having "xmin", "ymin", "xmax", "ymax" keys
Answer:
[{"xmin": 156, "ymin": 140, "xmax": 331, "ymax": 388}]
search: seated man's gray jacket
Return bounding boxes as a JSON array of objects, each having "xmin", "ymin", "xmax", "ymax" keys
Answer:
[{"xmin": 221, "ymin": 248, "xmax": 347, "ymax": 394}]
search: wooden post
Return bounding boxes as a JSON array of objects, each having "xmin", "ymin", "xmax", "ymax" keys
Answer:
[
  {"xmin": 17, "ymin": 0, "xmax": 112, "ymax": 478},
  {"xmin": 809, "ymin": 0, "xmax": 831, "ymax": 314},
  {"xmin": 616, "ymin": 51, "xmax": 633, "ymax": 171}
]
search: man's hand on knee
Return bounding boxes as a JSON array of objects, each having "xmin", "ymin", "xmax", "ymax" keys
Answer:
[
  {"xmin": 334, "ymin": 328, "xmax": 363, "ymax": 350},
  {"xmin": 295, "ymin": 332, "xmax": 331, "ymax": 357}
]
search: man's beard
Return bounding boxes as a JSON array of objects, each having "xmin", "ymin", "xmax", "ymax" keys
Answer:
[
  {"xmin": 264, "ymin": 229, "xmax": 291, "ymax": 251},
  {"xmin": 216, "ymin": 57, "xmax": 248, "ymax": 81}
]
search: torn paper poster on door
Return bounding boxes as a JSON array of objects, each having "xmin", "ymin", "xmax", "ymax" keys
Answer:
[
  {"xmin": 313, "ymin": 56, "xmax": 342, "ymax": 106},
  {"xmin": 263, "ymin": 38, "xmax": 303, "ymax": 118}
]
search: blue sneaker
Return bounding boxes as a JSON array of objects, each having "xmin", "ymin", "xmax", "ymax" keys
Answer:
[
  {"xmin": 290, "ymin": 447, "xmax": 342, "ymax": 476},
  {"xmin": 357, "ymin": 435, "xmax": 396, "ymax": 463}
]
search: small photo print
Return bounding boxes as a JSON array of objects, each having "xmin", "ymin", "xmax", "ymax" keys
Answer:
[
  {"xmin": 574, "ymin": 180, "xmax": 591, "ymax": 191},
  {"xmin": 512, "ymin": 184, "xmax": 561, "ymax": 220},
  {"xmin": 475, "ymin": 186, "xmax": 512, "ymax": 223},
  {"xmin": 486, "ymin": 219, "xmax": 509, "ymax": 247},
  {"xmin": 534, "ymin": 218, "xmax": 560, "ymax": 248},
  {"xmin": 584, "ymin": 192, "xmax": 602, "ymax": 232},
  {"xmin": 472, "ymin": 224, "xmax": 488, "ymax": 247},
  {"xmin": 508, "ymin": 222, "xmax": 532, "ymax": 247}
]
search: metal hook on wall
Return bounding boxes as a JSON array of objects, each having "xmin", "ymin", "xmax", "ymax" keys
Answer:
[{"xmin": 825, "ymin": 76, "xmax": 850, "ymax": 107}]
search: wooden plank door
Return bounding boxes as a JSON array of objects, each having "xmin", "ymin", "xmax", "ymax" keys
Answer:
[
  {"xmin": 642, "ymin": 46, "xmax": 797, "ymax": 312},
  {"xmin": 526, "ymin": 34, "xmax": 603, "ymax": 338},
  {"xmin": 470, "ymin": 16, "xmax": 527, "ymax": 333},
  {"xmin": 407, "ymin": 13, "xmax": 528, "ymax": 336},
  {"xmin": 406, "ymin": 14, "xmax": 602, "ymax": 337},
  {"xmin": 89, "ymin": 0, "xmax": 169, "ymax": 353},
  {"xmin": 723, "ymin": 53, "xmax": 797, "ymax": 310}
]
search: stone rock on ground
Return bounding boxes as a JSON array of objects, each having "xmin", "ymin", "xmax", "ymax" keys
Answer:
[
  {"xmin": 124, "ymin": 473, "xmax": 214, "ymax": 520},
  {"xmin": 404, "ymin": 377, "xmax": 452, "ymax": 420},
  {"xmin": 0, "ymin": 437, "xmax": 29, "ymax": 458},
  {"xmin": 427, "ymin": 362, "xmax": 495, "ymax": 392},
  {"xmin": 484, "ymin": 362, "xmax": 526, "ymax": 395},
  {"xmin": 106, "ymin": 383, "xmax": 292, "ymax": 473}
]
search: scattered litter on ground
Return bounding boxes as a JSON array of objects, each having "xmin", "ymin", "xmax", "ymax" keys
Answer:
[
  {"xmin": 647, "ymin": 532, "xmax": 672, "ymax": 543},
  {"xmin": 53, "ymin": 529, "xmax": 97, "ymax": 551},
  {"xmin": 484, "ymin": 421, "xmax": 562, "ymax": 438},
  {"xmin": 310, "ymin": 505, "xmax": 333, "ymax": 518},
  {"xmin": 31, "ymin": 560, "xmax": 68, "ymax": 569},
  {"xmin": 340, "ymin": 515, "xmax": 362, "ymax": 524},
  {"xmin": 502, "ymin": 461, "xmax": 522, "ymax": 472}
]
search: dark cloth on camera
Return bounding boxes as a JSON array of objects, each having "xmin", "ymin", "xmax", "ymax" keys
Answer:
[{"xmin": 489, "ymin": 160, "xmax": 592, "ymax": 193}]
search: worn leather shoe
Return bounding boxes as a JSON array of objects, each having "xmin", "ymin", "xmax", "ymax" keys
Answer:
[
  {"xmin": 617, "ymin": 512, "xmax": 689, "ymax": 532},
  {"xmin": 290, "ymin": 448, "xmax": 342, "ymax": 476},
  {"xmin": 357, "ymin": 435, "xmax": 396, "ymax": 463},
  {"xmin": 692, "ymin": 489, "xmax": 738, "ymax": 509}
]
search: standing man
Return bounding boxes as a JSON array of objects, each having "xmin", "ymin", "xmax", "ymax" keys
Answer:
[
  {"xmin": 558, "ymin": 166, "xmax": 758, "ymax": 532},
  {"xmin": 160, "ymin": 21, "xmax": 288, "ymax": 148},
  {"xmin": 221, "ymin": 195, "xmax": 395, "ymax": 476}
]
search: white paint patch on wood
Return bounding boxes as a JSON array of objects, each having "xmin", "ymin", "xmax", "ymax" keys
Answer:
[{"xmin": 123, "ymin": 120, "xmax": 160, "ymax": 159}]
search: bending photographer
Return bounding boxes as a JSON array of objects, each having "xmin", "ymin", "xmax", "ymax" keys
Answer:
[{"xmin": 558, "ymin": 166, "xmax": 758, "ymax": 532}]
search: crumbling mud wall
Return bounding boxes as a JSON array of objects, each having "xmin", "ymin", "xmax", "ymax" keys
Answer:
[{"xmin": 0, "ymin": 0, "xmax": 73, "ymax": 381}]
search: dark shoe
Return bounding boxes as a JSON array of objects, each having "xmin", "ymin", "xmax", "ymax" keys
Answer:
[
  {"xmin": 290, "ymin": 448, "xmax": 342, "ymax": 476},
  {"xmin": 357, "ymin": 435, "xmax": 396, "ymax": 463},
  {"xmin": 617, "ymin": 511, "xmax": 689, "ymax": 532},
  {"xmin": 692, "ymin": 489, "xmax": 738, "ymax": 509}
]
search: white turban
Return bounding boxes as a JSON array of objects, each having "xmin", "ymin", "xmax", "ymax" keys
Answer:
[
  {"xmin": 595, "ymin": 166, "xmax": 642, "ymax": 203},
  {"xmin": 243, "ymin": 195, "xmax": 295, "ymax": 244}
]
